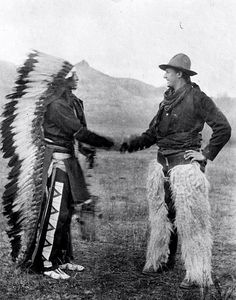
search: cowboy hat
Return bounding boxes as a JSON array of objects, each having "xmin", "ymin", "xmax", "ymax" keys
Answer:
[{"xmin": 159, "ymin": 53, "xmax": 197, "ymax": 76}]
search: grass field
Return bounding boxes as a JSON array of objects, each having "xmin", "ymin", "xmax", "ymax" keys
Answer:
[{"xmin": 0, "ymin": 146, "xmax": 236, "ymax": 300}]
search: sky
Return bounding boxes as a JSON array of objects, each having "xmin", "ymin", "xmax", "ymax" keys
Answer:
[{"xmin": 0, "ymin": 0, "xmax": 236, "ymax": 97}]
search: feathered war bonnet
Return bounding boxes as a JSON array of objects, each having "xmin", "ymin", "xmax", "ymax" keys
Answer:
[{"xmin": 0, "ymin": 50, "xmax": 73, "ymax": 265}]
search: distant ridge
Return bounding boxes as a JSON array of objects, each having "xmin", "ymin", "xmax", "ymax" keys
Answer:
[{"xmin": 75, "ymin": 60, "xmax": 165, "ymax": 135}]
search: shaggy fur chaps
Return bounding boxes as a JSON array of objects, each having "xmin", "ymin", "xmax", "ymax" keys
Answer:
[
  {"xmin": 170, "ymin": 162, "xmax": 212, "ymax": 286},
  {"xmin": 143, "ymin": 160, "xmax": 173, "ymax": 271},
  {"xmin": 144, "ymin": 160, "xmax": 212, "ymax": 287}
]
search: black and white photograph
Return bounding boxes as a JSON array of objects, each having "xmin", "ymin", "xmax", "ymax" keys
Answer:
[{"xmin": 0, "ymin": 0, "xmax": 235, "ymax": 299}]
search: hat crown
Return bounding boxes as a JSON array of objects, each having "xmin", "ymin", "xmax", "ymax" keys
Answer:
[
  {"xmin": 168, "ymin": 53, "xmax": 191, "ymax": 71},
  {"xmin": 159, "ymin": 53, "xmax": 197, "ymax": 76}
]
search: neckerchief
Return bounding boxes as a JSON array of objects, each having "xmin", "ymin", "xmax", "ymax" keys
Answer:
[
  {"xmin": 160, "ymin": 83, "xmax": 192, "ymax": 112},
  {"xmin": 150, "ymin": 83, "xmax": 198, "ymax": 129}
]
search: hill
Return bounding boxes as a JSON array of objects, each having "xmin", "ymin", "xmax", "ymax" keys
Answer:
[{"xmin": 75, "ymin": 60, "xmax": 165, "ymax": 135}]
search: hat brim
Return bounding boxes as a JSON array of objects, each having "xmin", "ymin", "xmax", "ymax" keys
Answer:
[{"xmin": 159, "ymin": 64, "xmax": 197, "ymax": 76}]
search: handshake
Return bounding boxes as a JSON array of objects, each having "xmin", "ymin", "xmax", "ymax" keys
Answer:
[{"xmin": 111, "ymin": 135, "xmax": 141, "ymax": 153}]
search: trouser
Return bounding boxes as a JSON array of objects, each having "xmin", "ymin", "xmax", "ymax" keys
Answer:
[
  {"xmin": 31, "ymin": 167, "xmax": 73, "ymax": 272},
  {"xmin": 143, "ymin": 151, "xmax": 212, "ymax": 286}
]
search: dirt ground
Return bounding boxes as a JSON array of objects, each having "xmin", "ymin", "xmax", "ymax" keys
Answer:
[{"xmin": 0, "ymin": 146, "xmax": 235, "ymax": 299}]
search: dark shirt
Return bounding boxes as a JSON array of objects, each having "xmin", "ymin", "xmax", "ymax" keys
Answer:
[
  {"xmin": 42, "ymin": 91, "xmax": 90, "ymax": 203},
  {"xmin": 43, "ymin": 91, "xmax": 86, "ymax": 150},
  {"xmin": 140, "ymin": 86, "xmax": 231, "ymax": 160}
]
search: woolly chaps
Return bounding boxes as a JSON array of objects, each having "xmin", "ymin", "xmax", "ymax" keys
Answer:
[
  {"xmin": 143, "ymin": 161, "xmax": 172, "ymax": 272},
  {"xmin": 144, "ymin": 160, "xmax": 212, "ymax": 287}
]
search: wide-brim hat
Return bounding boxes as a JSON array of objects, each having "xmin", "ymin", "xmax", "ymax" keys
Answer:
[{"xmin": 159, "ymin": 53, "xmax": 197, "ymax": 76}]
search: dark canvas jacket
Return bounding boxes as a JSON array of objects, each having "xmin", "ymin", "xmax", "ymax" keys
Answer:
[{"xmin": 133, "ymin": 85, "xmax": 231, "ymax": 161}]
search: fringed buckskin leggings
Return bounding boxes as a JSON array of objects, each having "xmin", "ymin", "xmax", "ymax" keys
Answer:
[{"xmin": 31, "ymin": 157, "xmax": 74, "ymax": 272}]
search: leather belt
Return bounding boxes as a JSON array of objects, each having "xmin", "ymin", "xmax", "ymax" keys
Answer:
[
  {"xmin": 157, "ymin": 151, "xmax": 191, "ymax": 173},
  {"xmin": 45, "ymin": 141, "xmax": 72, "ymax": 154}
]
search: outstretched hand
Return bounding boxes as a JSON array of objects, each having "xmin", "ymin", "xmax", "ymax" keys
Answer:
[
  {"xmin": 110, "ymin": 141, "xmax": 122, "ymax": 151},
  {"xmin": 120, "ymin": 142, "xmax": 129, "ymax": 153},
  {"xmin": 119, "ymin": 134, "xmax": 140, "ymax": 153},
  {"xmin": 110, "ymin": 136, "xmax": 129, "ymax": 152},
  {"xmin": 110, "ymin": 134, "xmax": 140, "ymax": 153}
]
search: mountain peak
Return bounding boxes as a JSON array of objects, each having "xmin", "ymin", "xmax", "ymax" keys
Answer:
[{"xmin": 77, "ymin": 60, "xmax": 90, "ymax": 67}]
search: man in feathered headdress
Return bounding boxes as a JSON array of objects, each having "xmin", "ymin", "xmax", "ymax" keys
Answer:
[
  {"xmin": 120, "ymin": 53, "xmax": 231, "ymax": 289},
  {"xmin": 1, "ymin": 51, "xmax": 114, "ymax": 279}
]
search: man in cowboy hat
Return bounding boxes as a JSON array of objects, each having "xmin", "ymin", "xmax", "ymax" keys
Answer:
[{"xmin": 120, "ymin": 53, "xmax": 231, "ymax": 288}]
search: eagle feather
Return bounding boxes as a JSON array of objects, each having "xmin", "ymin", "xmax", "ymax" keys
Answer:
[{"xmin": 1, "ymin": 50, "xmax": 73, "ymax": 265}]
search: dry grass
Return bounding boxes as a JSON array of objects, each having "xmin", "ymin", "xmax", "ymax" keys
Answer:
[{"xmin": 0, "ymin": 146, "xmax": 235, "ymax": 299}]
